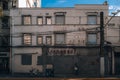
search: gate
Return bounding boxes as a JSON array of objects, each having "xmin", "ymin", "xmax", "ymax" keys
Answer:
[
  {"xmin": 53, "ymin": 56, "xmax": 75, "ymax": 74},
  {"xmin": 43, "ymin": 46, "xmax": 100, "ymax": 77}
]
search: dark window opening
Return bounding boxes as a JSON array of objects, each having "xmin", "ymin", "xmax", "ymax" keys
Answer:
[
  {"xmin": 2, "ymin": 16, "xmax": 9, "ymax": 28},
  {"xmin": 21, "ymin": 54, "xmax": 32, "ymax": 65},
  {"xmin": 3, "ymin": 1, "xmax": 8, "ymax": 10}
]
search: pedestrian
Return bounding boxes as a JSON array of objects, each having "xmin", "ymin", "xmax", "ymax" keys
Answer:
[{"xmin": 74, "ymin": 63, "xmax": 78, "ymax": 75}]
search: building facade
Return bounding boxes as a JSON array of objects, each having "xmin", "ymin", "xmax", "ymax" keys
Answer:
[
  {"xmin": 10, "ymin": 3, "xmax": 108, "ymax": 76},
  {"xmin": 106, "ymin": 16, "xmax": 120, "ymax": 75}
]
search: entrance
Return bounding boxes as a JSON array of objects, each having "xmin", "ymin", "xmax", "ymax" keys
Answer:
[{"xmin": 0, "ymin": 57, "xmax": 9, "ymax": 74}]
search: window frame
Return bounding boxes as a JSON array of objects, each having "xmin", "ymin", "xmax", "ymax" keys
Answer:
[
  {"xmin": 46, "ymin": 16, "xmax": 52, "ymax": 25},
  {"xmin": 46, "ymin": 36, "xmax": 52, "ymax": 45},
  {"xmin": 37, "ymin": 35, "xmax": 43, "ymax": 45},
  {"xmin": 37, "ymin": 16, "xmax": 43, "ymax": 25},
  {"xmin": 54, "ymin": 12, "xmax": 66, "ymax": 25},
  {"xmin": 23, "ymin": 33, "xmax": 32, "ymax": 45},
  {"xmin": 87, "ymin": 15, "xmax": 97, "ymax": 25},
  {"xmin": 55, "ymin": 33, "xmax": 65, "ymax": 45},
  {"xmin": 55, "ymin": 15, "xmax": 65, "ymax": 24},
  {"xmin": 22, "ymin": 15, "xmax": 32, "ymax": 25},
  {"xmin": 87, "ymin": 33, "xmax": 97, "ymax": 45}
]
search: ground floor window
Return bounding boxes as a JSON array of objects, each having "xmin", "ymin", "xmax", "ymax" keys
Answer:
[
  {"xmin": 87, "ymin": 33, "xmax": 97, "ymax": 45},
  {"xmin": 21, "ymin": 54, "xmax": 32, "ymax": 65}
]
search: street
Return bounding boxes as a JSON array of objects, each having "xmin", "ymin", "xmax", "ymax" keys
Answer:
[{"xmin": 0, "ymin": 78, "xmax": 120, "ymax": 80}]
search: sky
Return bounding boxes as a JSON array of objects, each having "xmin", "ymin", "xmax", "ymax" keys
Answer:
[
  {"xmin": 41, "ymin": 0, "xmax": 120, "ymax": 16},
  {"xmin": 18, "ymin": 0, "xmax": 120, "ymax": 16}
]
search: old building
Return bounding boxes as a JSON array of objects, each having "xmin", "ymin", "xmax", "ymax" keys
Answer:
[
  {"xmin": 10, "ymin": 3, "xmax": 108, "ymax": 77},
  {"xmin": 0, "ymin": 0, "xmax": 41, "ymax": 74},
  {"xmin": 106, "ymin": 16, "xmax": 120, "ymax": 75},
  {"xmin": 0, "ymin": 0, "xmax": 11, "ymax": 74}
]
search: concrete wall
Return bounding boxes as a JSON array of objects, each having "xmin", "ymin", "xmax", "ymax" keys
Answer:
[
  {"xmin": 12, "ymin": 47, "xmax": 42, "ymax": 73},
  {"xmin": 12, "ymin": 47, "xmax": 100, "ymax": 77}
]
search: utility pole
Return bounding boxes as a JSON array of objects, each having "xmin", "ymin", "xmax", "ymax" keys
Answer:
[{"xmin": 100, "ymin": 11, "xmax": 105, "ymax": 77}]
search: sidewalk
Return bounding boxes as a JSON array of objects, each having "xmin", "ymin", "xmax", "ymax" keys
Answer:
[{"xmin": 0, "ymin": 73, "xmax": 120, "ymax": 79}]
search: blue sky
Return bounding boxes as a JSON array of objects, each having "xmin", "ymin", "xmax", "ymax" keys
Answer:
[{"xmin": 41, "ymin": 0, "xmax": 120, "ymax": 15}]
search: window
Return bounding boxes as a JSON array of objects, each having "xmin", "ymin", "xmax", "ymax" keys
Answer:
[
  {"xmin": 21, "ymin": 54, "xmax": 32, "ymax": 65},
  {"xmin": 23, "ymin": 34, "xmax": 32, "ymax": 45},
  {"xmin": 46, "ymin": 36, "xmax": 52, "ymax": 45},
  {"xmin": 2, "ymin": 16, "xmax": 9, "ymax": 28},
  {"xmin": 108, "ymin": 23, "xmax": 115, "ymax": 28},
  {"xmin": 87, "ymin": 33, "xmax": 97, "ymax": 44},
  {"xmin": 55, "ymin": 12, "xmax": 66, "ymax": 24},
  {"xmin": 55, "ymin": 15, "xmax": 65, "ymax": 24},
  {"xmin": 22, "ymin": 15, "xmax": 31, "ymax": 25},
  {"xmin": 55, "ymin": 34, "xmax": 65, "ymax": 44},
  {"xmin": 12, "ymin": 0, "xmax": 17, "ymax": 8},
  {"xmin": 37, "ymin": 16, "xmax": 43, "ymax": 25},
  {"xmin": 87, "ymin": 15, "xmax": 97, "ymax": 24},
  {"xmin": 46, "ymin": 17, "xmax": 52, "ymax": 24},
  {"xmin": 1, "ymin": 36, "xmax": 9, "ymax": 46},
  {"xmin": 37, "ymin": 36, "xmax": 43, "ymax": 45},
  {"xmin": 3, "ymin": 1, "xmax": 8, "ymax": 10}
]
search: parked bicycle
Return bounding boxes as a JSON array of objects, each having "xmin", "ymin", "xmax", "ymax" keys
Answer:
[{"xmin": 29, "ymin": 67, "xmax": 41, "ymax": 77}]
